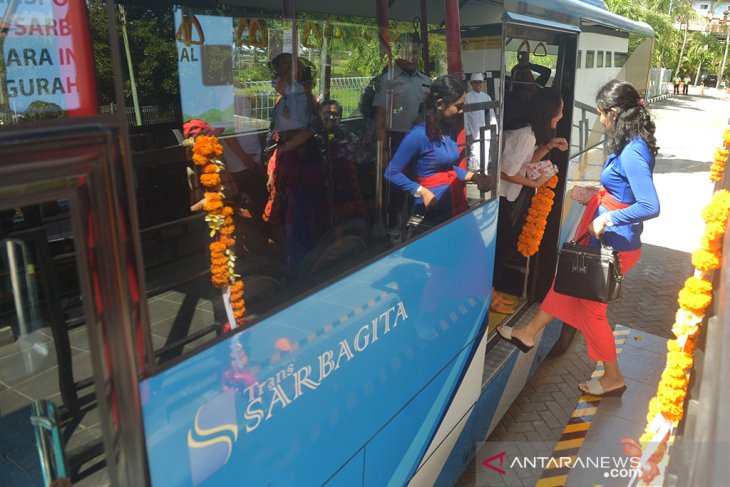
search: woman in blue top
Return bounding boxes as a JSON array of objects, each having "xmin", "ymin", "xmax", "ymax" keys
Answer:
[
  {"xmin": 498, "ymin": 80, "xmax": 660, "ymax": 397},
  {"xmin": 384, "ymin": 75, "xmax": 494, "ymax": 228}
]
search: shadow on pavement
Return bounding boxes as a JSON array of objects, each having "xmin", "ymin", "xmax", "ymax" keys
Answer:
[
  {"xmin": 652, "ymin": 94, "xmax": 720, "ymax": 112},
  {"xmin": 653, "ymin": 157, "xmax": 710, "ymax": 174}
]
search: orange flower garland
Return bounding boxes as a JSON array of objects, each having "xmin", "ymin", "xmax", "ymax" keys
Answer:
[
  {"xmin": 710, "ymin": 128, "xmax": 729, "ymax": 182},
  {"xmin": 630, "ymin": 189, "xmax": 730, "ymax": 485},
  {"xmin": 517, "ymin": 175, "xmax": 559, "ymax": 257},
  {"xmin": 192, "ymin": 134, "xmax": 246, "ymax": 327}
]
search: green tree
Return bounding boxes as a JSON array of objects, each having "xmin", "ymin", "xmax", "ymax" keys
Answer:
[{"xmin": 87, "ymin": 1, "xmax": 180, "ymax": 107}]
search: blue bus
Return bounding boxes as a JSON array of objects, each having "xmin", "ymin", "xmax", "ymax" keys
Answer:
[{"xmin": 0, "ymin": 0, "xmax": 654, "ymax": 485}]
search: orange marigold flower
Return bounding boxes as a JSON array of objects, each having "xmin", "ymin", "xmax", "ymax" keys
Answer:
[
  {"xmin": 201, "ymin": 164, "xmax": 219, "ymax": 174},
  {"xmin": 220, "ymin": 236, "xmax": 236, "ymax": 247},
  {"xmin": 692, "ymin": 248, "xmax": 721, "ymax": 271},
  {"xmin": 211, "ymin": 256, "xmax": 228, "ymax": 266},
  {"xmin": 677, "ymin": 289, "xmax": 712, "ymax": 315},
  {"xmin": 192, "ymin": 153, "xmax": 208, "ymax": 166},
  {"xmin": 210, "ymin": 242, "xmax": 226, "ymax": 253},
  {"xmin": 200, "ymin": 173, "xmax": 221, "ymax": 188},
  {"xmin": 194, "ymin": 135, "xmax": 223, "ymax": 157},
  {"xmin": 222, "ymin": 206, "xmax": 234, "ymax": 217},
  {"xmin": 705, "ymin": 221, "xmax": 726, "ymax": 241},
  {"xmin": 682, "ymin": 276, "xmax": 713, "ymax": 295},
  {"xmin": 203, "ymin": 200, "xmax": 224, "ymax": 213}
]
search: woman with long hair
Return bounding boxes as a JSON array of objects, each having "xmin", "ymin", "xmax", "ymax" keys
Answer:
[
  {"xmin": 491, "ymin": 87, "xmax": 568, "ymax": 313},
  {"xmin": 384, "ymin": 75, "xmax": 494, "ymax": 227},
  {"xmin": 498, "ymin": 80, "xmax": 660, "ymax": 396}
]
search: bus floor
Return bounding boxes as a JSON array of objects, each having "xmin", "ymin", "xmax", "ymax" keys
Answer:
[{"xmin": 461, "ymin": 325, "xmax": 668, "ymax": 487}]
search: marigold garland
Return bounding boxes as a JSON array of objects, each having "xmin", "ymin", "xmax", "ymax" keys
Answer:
[
  {"xmin": 193, "ymin": 134, "xmax": 246, "ymax": 327},
  {"xmin": 630, "ymin": 188, "xmax": 730, "ymax": 485},
  {"xmin": 710, "ymin": 128, "xmax": 729, "ymax": 182},
  {"xmin": 516, "ymin": 175, "xmax": 559, "ymax": 257}
]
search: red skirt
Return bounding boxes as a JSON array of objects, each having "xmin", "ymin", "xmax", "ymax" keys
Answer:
[{"xmin": 540, "ymin": 248, "xmax": 642, "ymax": 361}]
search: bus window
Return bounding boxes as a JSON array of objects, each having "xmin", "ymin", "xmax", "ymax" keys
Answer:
[
  {"xmin": 106, "ymin": 4, "xmax": 481, "ymax": 366},
  {"xmin": 597, "ymin": 50, "xmax": 604, "ymax": 68},
  {"xmin": 0, "ymin": 198, "xmax": 106, "ymax": 485},
  {"xmin": 614, "ymin": 52, "xmax": 629, "ymax": 67},
  {"xmin": 586, "ymin": 50, "xmax": 595, "ymax": 68}
]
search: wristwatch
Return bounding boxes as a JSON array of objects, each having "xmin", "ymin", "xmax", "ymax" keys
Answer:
[
  {"xmin": 414, "ymin": 185, "xmax": 424, "ymax": 198},
  {"xmin": 604, "ymin": 212, "xmax": 614, "ymax": 227}
]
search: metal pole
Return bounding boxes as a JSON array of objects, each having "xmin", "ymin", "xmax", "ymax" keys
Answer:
[
  {"xmin": 420, "ymin": 0, "xmax": 430, "ymax": 74},
  {"xmin": 444, "ymin": 0, "xmax": 463, "ymax": 78},
  {"xmin": 7, "ymin": 240, "xmax": 28, "ymax": 336},
  {"xmin": 119, "ymin": 5, "xmax": 142, "ymax": 126}
]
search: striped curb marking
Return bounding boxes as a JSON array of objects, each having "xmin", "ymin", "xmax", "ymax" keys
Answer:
[{"xmin": 535, "ymin": 324, "xmax": 631, "ymax": 487}]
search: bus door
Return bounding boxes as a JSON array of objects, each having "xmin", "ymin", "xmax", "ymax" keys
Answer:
[
  {"xmin": 0, "ymin": 2, "xmax": 148, "ymax": 486},
  {"xmin": 493, "ymin": 16, "xmax": 579, "ymax": 322}
]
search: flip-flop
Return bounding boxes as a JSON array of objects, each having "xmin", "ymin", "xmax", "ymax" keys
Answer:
[
  {"xmin": 497, "ymin": 326, "xmax": 533, "ymax": 353},
  {"xmin": 580, "ymin": 378, "xmax": 627, "ymax": 397}
]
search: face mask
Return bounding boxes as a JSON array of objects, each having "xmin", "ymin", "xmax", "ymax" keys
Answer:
[{"xmin": 397, "ymin": 40, "xmax": 421, "ymax": 65}]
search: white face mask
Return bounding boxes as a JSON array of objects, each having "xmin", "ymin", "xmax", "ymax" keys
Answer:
[{"xmin": 397, "ymin": 40, "xmax": 421, "ymax": 65}]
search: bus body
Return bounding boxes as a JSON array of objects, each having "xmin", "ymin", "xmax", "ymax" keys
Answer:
[{"xmin": 0, "ymin": 0, "xmax": 653, "ymax": 485}]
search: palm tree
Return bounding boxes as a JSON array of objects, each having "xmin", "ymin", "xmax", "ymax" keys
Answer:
[
  {"xmin": 687, "ymin": 32, "xmax": 719, "ymax": 84},
  {"xmin": 718, "ymin": 10, "xmax": 730, "ymax": 88},
  {"xmin": 673, "ymin": 0, "xmax": 697, "ymax": 76}
]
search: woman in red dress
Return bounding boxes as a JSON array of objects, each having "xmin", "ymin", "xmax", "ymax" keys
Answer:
[{"xmin": 497, "ymin": 80, "xmax": 660, "ymax": 396}]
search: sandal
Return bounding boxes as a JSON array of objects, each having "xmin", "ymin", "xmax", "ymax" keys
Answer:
[
  {"xmin": 497, "ymin": 326, "xmax": 533, "ymax": 353},
  {"xmin": 490, "ymin": 300, "xmax": 516, "ymax": 314},
  {"xmin": 492, "ymin": 290, "xmax": 519, "ymax": 305},
  {"xmin": 580, "ymin": 378, "xmax": 627, "ymax": 397}
]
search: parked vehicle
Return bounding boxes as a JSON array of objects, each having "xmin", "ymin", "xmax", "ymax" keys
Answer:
[{"xmin": 703, "ymin": 74, "xmax": 718, "ymax": 86}]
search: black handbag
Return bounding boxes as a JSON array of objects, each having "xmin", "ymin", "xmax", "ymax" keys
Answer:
[{"xmin": 553, "ymin": 231, "xmax": 624, "ymax": 303}]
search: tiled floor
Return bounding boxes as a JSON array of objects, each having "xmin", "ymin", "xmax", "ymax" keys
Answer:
[{"xmin": 0, "ymin": 275, "xmax": 220, "ymax": 486}]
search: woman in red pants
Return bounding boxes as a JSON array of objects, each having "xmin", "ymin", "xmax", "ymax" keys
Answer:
[{"xmin": 498, "ymin": 80, "xmax": 660, "ymax": 396}]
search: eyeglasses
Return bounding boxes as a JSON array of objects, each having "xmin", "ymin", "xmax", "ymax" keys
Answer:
[
  {"xmin": 323, "ymin": 111, "xmax": 341, "ymax": 119},
  {"xmin": 454, "ymin": 103, "xmax": 464, "ymax": 111}
]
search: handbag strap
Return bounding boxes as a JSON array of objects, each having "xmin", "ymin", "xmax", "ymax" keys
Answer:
[{"xmin": 572, "ymin": 231, "xmax": 591, "ymax": 244}]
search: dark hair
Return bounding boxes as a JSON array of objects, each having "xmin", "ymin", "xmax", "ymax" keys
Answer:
[
  {"xmin": 321, "ymin": 99, "xmax": 342, "ymax": 117},
  {"xmin": 528, "ymin": 88, "xmax": 563, "ymax": 146},
  {"xmin": 596, "ymin": 79, "xmax": 658, "ymax": 156},
  {"xmin": 423, "ymin": 75, "xmax": 465, "ymax": 141}
]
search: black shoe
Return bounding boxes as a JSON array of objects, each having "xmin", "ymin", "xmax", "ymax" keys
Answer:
[{"xmin": 497, "ymin": 326, "xmax": 533, "ymax": 353}]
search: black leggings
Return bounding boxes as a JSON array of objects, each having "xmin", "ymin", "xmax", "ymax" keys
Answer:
[{"xmin": 492, "ymin": 195, "xmax": 527, "ymax": 292}]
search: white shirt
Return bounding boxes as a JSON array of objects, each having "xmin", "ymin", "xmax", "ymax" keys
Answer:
[
  {"xmin": 271, "ymin": 80, "xmax": 309, "ymax": 133},
  {"xmin": 372, "ymin": 64, "xmax": 431, "ymax": 133},
  {"xmin": 499, "ymin": 125, "xmax": 536, "ymax": 201},
  {"xmin": 464, "ymin": 90, "xmax": 497, "ymax": 171}
]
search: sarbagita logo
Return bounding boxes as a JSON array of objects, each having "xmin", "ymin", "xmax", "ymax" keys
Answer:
[{"xmin": 187, "ymin": 391, "xmax": 238, "ymax": 486}]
